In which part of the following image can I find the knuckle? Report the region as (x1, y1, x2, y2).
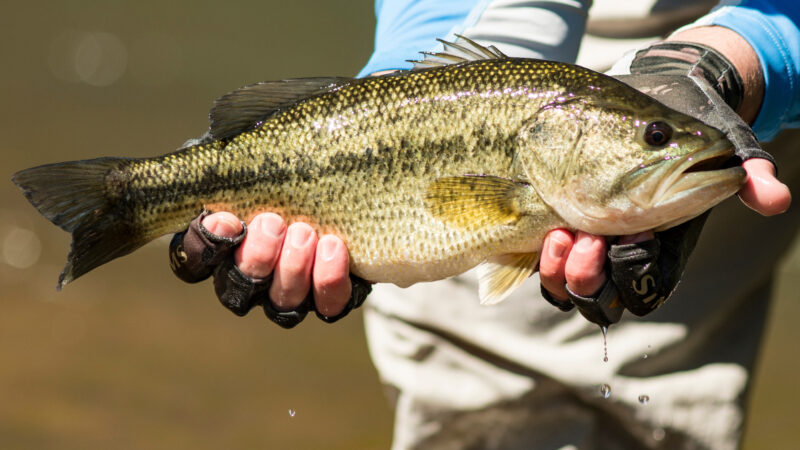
(279, 257, 311, 279)
(235, 244, 280, 279)
(317, 302, 347, 319)
(270, 287, 309, 311)
(245, 246, 279, 269)
(314, 270, 349, 292)
(315, 290, 351, 318)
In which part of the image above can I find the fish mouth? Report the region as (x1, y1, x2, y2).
(626, 140, 746, 228)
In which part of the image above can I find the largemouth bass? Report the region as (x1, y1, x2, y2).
(12, 38, 745, 304)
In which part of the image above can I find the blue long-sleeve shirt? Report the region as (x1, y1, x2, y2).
(358, 0, 800, 142)
(707, 1, 800, 141)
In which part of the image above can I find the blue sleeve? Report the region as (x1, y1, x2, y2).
(357, 0, 486, 78)
(357, 0, 590, 78)
(707, 1, 800, 141)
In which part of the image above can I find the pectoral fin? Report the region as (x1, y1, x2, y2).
(425, 175, 526, 230)
(478, 252, 540, 305)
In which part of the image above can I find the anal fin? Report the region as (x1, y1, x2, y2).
(478, 252, 540, 305)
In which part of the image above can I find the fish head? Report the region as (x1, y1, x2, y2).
(517, 88, 746, 235)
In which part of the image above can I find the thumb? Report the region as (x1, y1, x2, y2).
(738, 158, 792, 216)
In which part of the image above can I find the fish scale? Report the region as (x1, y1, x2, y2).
(12, 38, 745, 304)
(130, 60, 569, 286)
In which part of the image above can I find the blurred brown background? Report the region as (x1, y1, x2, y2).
(0, 1, 797, 449)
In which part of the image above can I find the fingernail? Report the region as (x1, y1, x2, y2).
(259, 214, 285, 238)
(319, 237, 339, 261)
(574, 232, 602, 253)
(204, 215, 241, 237)
(548, 237, 567, 259)
(289, 225, 314, 248)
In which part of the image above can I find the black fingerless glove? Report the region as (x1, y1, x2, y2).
(608, 212, 709, 316)
(169, 212, 247, 283)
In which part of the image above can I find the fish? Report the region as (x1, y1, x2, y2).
(12, 37, 746, 304)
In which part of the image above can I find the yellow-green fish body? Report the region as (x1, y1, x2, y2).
(13, 38, 746, 303)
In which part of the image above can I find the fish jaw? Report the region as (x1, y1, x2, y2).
(541, 140, 746, 236)
(623, 140, 746, 231)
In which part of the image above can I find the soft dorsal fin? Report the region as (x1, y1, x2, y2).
(409, 35, 508, 69)
(209, 77, 352, 140)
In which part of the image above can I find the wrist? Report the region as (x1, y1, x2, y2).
(667, 26, 764, 124)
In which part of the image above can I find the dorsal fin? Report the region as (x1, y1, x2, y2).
(409, 35, 508, 70)
(209, 77, 352, 140)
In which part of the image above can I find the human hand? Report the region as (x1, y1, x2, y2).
(539, 158, 791, 318)
(539, 33, 791, 324)
(168, 211, 371, 328)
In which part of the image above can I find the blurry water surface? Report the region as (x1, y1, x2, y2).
(0, 1, 797, 448)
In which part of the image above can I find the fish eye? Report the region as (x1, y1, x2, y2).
(644, 121, 673, 147)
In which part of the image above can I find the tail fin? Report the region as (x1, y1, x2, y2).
(12, 157, 146, 289)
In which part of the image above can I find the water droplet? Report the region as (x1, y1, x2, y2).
(653, 428, 666, 441)
(601, 326, 609, 362)
(638, 394, 650, 405)
(288, 409, 296, 417)
(600, 384, 611, 399)
(643, 354, 648, 359)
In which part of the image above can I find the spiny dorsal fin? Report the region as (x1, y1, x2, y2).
(478, 252, 540, 305)
(425, 175, 525, 231)
(209, 77, 352, 140)
(409, 35, 508, 70)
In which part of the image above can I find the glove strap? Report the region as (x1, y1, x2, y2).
(567, 281, 624, 327)
(629, 41, 744, 112)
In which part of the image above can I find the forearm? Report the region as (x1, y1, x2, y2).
(676, 1, 800, 141)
